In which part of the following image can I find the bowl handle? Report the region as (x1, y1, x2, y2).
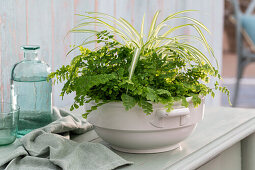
(150, 108, 191, 128)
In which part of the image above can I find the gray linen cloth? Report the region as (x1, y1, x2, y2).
(0, 107, 131, 170)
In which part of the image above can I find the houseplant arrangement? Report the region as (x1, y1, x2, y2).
(49, 10, 230, 153)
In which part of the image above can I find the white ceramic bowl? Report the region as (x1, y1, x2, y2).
(87, 98, 204, 153)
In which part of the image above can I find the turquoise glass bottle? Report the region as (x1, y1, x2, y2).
(11, 45, 52, 137)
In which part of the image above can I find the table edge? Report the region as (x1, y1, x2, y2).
(166, 117, 255, 169)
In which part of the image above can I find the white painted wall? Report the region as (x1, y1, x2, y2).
(0, 0, 224, 107)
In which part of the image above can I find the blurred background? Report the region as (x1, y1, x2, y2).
(222, 0, 255, 108)
(0, 0, 254, 109)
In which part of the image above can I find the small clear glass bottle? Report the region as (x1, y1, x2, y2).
(11, 45, 52, 137)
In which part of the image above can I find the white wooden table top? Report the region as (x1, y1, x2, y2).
(68, 106, 255, 170)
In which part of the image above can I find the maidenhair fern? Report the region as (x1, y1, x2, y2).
(49, 11, 231, 118)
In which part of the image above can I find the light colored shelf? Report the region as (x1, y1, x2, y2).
(68, 106, 255, 170)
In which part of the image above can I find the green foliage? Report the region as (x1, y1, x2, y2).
(121, 94, 137, 110)
(49, 11, 231, 118)
(70, 10, 217, 81)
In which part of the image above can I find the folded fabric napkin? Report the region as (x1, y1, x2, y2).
(0, 107, 132, 170)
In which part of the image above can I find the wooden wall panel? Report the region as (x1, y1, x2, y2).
(0, 0, 23, 103)
(73, 0, 95, 48)
(26, 0, 53, 64)
(0, 0, 224, 107)
(52, 0, 74, 107)
(15, 0, 27, 60)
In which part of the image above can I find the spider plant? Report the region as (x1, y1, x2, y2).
(69, 10, 216, 81)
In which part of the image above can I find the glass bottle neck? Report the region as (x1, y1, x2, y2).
(24, 51, 39, 60)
